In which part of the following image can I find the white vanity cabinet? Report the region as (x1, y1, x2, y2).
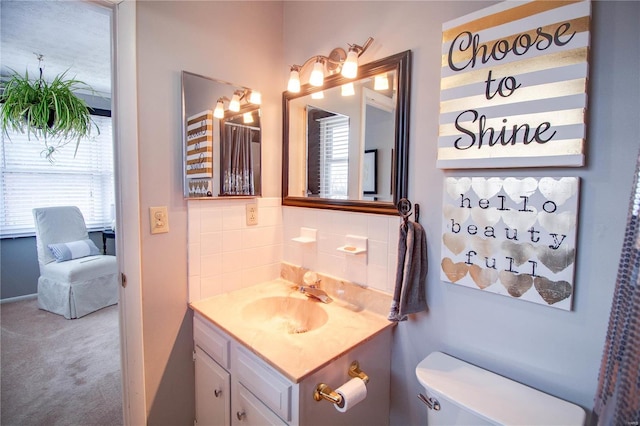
(193, 312, 392, 426)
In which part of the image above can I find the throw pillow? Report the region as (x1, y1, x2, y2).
(48, 239, 100, 262)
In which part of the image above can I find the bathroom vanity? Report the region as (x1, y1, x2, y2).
(190, 279, 394, 426)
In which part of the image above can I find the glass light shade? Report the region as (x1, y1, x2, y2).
(341, 49, 359, 79)
(374, 73, 389, 91)
(309, 60, 325, 87)
(243, 112, 254, 124)
(229, 93, 241, 112)
(311, 91, 324, 99)
(213, 100, 224, 119)
(248, 91, 261, 104)
(287, 69, 301, 93)
(341, 82, 355, 96)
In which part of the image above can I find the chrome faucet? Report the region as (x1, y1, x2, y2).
(300, 286, 333, 304)
(300, 271, 333, 303)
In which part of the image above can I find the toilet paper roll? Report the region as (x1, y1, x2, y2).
(334, 377, 367, 413)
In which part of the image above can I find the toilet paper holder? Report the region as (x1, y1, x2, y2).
(313, 361, 369, 405)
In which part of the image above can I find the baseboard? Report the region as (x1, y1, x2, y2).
(0, 294, 37, 304)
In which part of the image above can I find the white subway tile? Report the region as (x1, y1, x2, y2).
(201, 275, 223, 299)
(200, 253, 222, 278)
(222, 229, 242, 252)
(222, 250, 244, 274)
(367, 215, 389, 242)
(200, 232, 222, 256)
(368, 239, 388, 268)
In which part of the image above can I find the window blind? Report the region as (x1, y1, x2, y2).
(318, 115, 349, 200)
(0, 114, 114, 237)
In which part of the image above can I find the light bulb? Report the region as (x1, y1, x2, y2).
(341, 47, 359, 79)
(214, 100, 224, 119)
(309, 59, 325, 87)
(374, 73, 389, 91)
(248, 91, 261, 104)
(311, 91, 324, 99)
(287, 68, 301, 93)
(243, 112, 254, 124)
(229, 93, 241, 112)
(341, 82, 355, 96)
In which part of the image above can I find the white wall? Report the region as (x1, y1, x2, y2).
(133, 1, 283, 423)
(282, 1, 640, 424)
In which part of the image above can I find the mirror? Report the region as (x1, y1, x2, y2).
(283, 50, 411, 214)
(182, 71, 262, 198)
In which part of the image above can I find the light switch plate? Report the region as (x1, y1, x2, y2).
(150, 206, 169, 234)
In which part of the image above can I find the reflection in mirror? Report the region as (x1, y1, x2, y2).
(182, 71, 262, 198)
(220, 106, 261, 196)
(283, 50, 411, 214)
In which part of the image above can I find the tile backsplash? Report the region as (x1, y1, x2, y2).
(282, 206, 402, 294)
(187, 197, 283, 302)
(187, 198, 402, 302)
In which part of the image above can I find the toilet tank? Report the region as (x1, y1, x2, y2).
(415, 352, 585, 425)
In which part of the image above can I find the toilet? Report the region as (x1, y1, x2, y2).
(415, 352, 586, 425)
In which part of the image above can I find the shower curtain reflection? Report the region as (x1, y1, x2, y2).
(221, 123, 257, 195)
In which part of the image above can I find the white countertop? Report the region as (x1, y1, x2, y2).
(190, 279, 394, 383)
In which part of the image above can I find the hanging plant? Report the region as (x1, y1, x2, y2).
(0, 56, 99, 161)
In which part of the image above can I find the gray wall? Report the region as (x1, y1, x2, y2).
(282, 1, 639, 425)
(0, 232, 115, 300)
(134, 2, 283, 423)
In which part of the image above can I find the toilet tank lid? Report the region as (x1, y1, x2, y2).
(415, 352, 585, 426)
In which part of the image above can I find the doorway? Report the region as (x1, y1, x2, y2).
(0, 1, 124, 424)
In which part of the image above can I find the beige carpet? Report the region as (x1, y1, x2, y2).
(1, 298, 123, 426)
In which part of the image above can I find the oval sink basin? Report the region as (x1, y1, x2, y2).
(242, 296, 328, 334)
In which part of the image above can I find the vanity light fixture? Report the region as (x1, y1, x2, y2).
(309, 58, 325, 87)
(243, 112, 254, 124)
(286, 37, 373, 93)
(288, 66, 301, 92)
(248, 90, 262, 104)
(229, 91, 242, 112)
(341, 47, 360, 79)
(212, 89, 262, 120)
(214, 99, 225, 119)
(374, 73, 389, 91)
(341, 82, 355, 96)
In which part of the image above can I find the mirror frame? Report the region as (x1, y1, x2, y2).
(282, 50, 412, 215)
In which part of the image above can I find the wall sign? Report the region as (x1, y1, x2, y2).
(185, 110, 213, 196)
(437, 0, 591, 168)
(441, 177, 579, 310)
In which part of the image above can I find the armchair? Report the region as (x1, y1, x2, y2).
(32, 206, 118, 319)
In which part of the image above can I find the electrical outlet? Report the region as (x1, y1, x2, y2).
(150, 206, 169, 234)
(246, 203, 258, 226)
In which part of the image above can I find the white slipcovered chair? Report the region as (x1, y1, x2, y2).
(32, 206, 119, 319)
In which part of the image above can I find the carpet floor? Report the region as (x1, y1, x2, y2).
(1, 298, 123, 426)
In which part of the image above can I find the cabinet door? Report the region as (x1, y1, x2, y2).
(232, 383, 287, 426)
(195, 346, 231, 426)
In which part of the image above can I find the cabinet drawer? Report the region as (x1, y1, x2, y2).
(233, 383, 287, 426)
(194, 314, 230, 369)
(234, 346, 292, 421)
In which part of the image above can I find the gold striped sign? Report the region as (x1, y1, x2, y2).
(186, 110, 213, 179)
(437, 0, 591, 169)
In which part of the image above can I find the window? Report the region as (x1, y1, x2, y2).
(0, 114, 114, 237)
(318, 114, 349, 199)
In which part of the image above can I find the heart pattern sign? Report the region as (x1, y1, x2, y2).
(441, 177, 579, 310)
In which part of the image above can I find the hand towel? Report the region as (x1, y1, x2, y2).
(388, 221, 428, 321)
